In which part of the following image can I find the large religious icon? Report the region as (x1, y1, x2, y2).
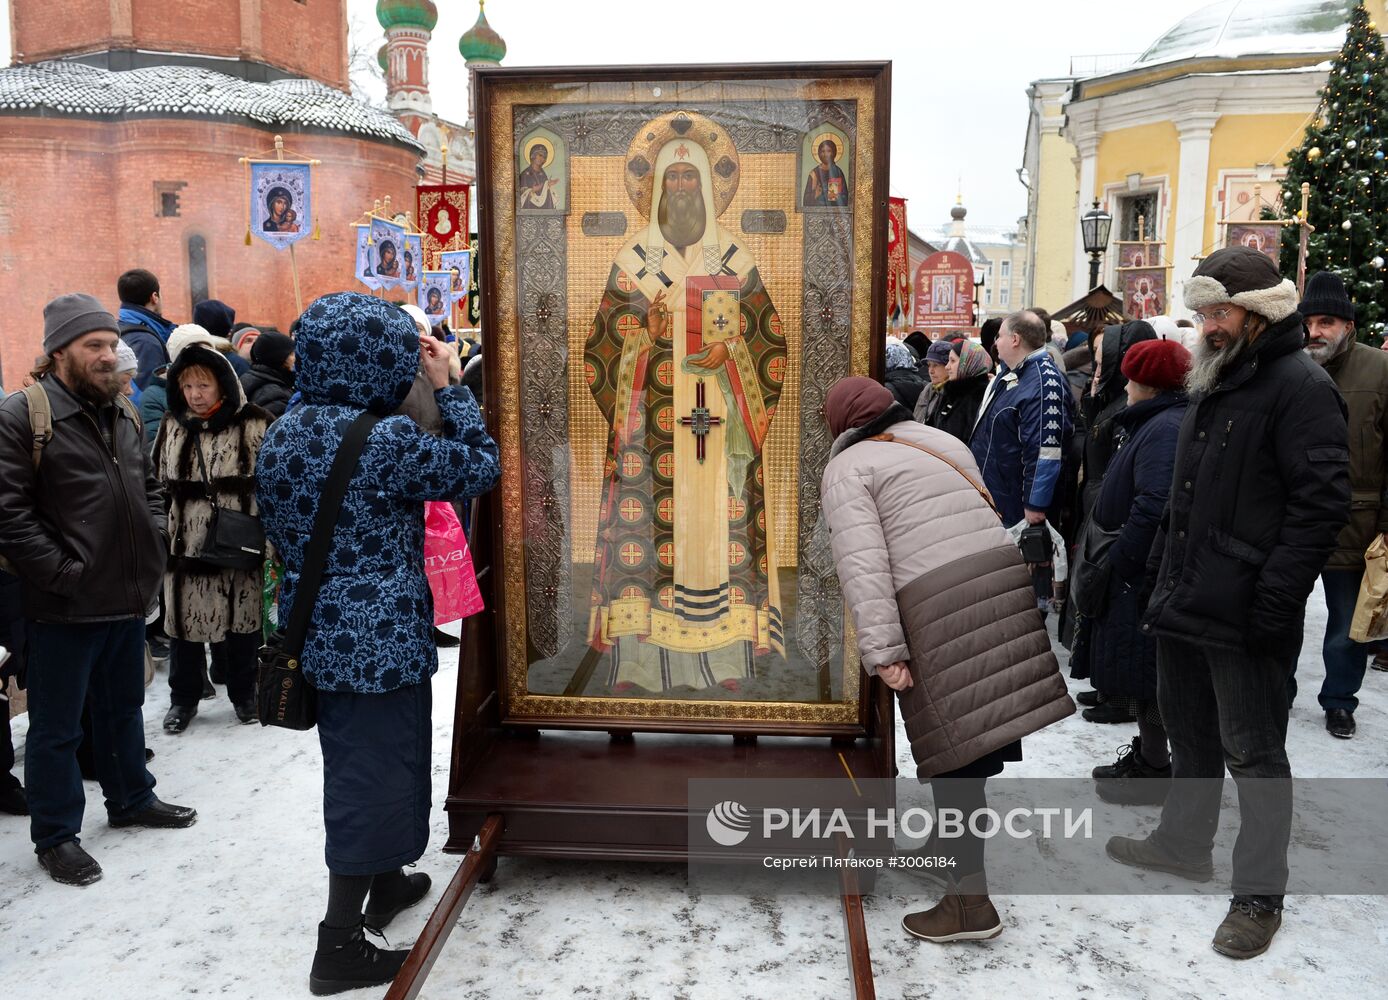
(516, 127, 567, 213)
(249, 161, 312, 250)
(475, 66, 889, 730)
(799, 124, 852, 209)
(1226, 223, 1282, 264)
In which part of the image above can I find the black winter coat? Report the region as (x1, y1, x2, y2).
(884, 367, 928, 412)
(0, 375, 168, 622)
(239, 364, 295, 418)
(1086, 393, 1186, 699)
(1143, 313, 1351, 650)
(1079, 321, 1156, 518)
(921, 373, 988, 444)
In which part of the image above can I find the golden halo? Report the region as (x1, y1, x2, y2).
(520, 134, 556, 167)
(624, 110, 740, 219)
(811, 132, 843, 161)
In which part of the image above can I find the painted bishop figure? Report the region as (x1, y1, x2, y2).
(584, 135, 789, 693)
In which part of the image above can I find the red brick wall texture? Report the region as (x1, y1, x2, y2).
(11, 0, 349, 92)
(0, 117, 419, 393)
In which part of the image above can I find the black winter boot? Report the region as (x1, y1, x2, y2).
(364, 870, 432, 932)
(309, 921, 410, 996)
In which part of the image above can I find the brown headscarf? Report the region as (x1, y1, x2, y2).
(824, 376, 895, 438)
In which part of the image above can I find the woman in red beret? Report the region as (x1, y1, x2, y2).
(1076, 338, 1192, 804)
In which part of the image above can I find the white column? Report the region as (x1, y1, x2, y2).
(1072, 135, 1099, 303)
(1171, 110, 1220, 318)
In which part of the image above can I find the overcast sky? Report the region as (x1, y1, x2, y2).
(2, 0, 1216, 231)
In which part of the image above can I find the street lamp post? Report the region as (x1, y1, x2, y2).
(972, 270, 986, 326)
(1080, 199, 1113, 290)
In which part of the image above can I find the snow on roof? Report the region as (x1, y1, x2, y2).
(0, 60, 425, 151)
(1136, 0, 1351, 66)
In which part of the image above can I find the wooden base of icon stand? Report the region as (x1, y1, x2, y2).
(384, 504, 893, 999)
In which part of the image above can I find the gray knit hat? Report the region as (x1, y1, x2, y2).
(43, 292, 119, 354)
(1183, 246, 1299, 323)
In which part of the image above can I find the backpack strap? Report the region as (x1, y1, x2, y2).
(20, 383, 52, 470)
(114, 393, 142, 434)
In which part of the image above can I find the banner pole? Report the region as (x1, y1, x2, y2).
(274, 134, 304, 315)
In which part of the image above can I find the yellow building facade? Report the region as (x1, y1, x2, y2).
(1023, 0, 1386, 316)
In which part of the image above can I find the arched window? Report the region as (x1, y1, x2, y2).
(188, 235, 209, 310)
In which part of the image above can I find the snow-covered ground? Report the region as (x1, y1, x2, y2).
(3, 587, 1386, 999)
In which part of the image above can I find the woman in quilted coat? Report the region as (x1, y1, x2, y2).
(255, 293, 499, 995)
(820, 376, 1073, 945)
(153, 343, 272, 733)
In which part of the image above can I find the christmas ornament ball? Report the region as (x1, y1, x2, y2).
(1377, 150, 1386, 162)
(1362, 175, 1373, 187)
(1348, 139, 1358, 150)
(1342, 219, 1354, 231)
(1365, 73, 1373, 83)
(1308, 147, 1323, 161)
(1374, 256, 1386, 270)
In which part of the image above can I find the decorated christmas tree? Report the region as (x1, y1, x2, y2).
(1280, 2, 1387, 338)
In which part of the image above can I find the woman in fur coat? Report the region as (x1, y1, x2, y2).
(153, 343, 272, 733)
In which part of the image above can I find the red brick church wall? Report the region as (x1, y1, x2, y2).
(11, 0, 349, 92)
(0, 118, 418, 392)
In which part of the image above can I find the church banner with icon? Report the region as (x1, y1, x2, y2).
(417, 183, 471, 270)
(402, 232, 424, 290)
(440, 249, 472, 306)
(368, 216, 406, 289)
(249, 161, 312, 250)
(886, 197, 909, 331)
(419, 271, 453, 324)
(1225, 223, 1282, 264)
(354, 225, 381, 291)
(474, 64, 890, 732)
(1121, 267, 1168, 319)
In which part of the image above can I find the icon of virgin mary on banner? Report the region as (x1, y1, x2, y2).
(402, 232, 424, 289)
(250, 162, 312, 250)
(355, 225, 381, 291)
(440, 249, 472, 304)
(419, 271, 452, 324)
(369, 217, 406, 289)
(583, 112, 788, 692)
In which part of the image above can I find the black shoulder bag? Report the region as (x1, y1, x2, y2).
(193, 438, 266, 572)
(257, 413, 380, 730)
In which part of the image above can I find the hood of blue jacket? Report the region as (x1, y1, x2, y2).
(295, 292, 418, 414)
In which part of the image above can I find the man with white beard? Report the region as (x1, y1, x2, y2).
(1299, 271, 1388, 738)
(1106, 247, 1349, 961)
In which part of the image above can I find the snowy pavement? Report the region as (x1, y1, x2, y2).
(3, 586, 1386, 999)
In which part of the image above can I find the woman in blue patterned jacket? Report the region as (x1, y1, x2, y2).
(255, 292, 499, 995)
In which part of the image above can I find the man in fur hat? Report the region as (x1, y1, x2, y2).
(1106, 247, 1350, 960)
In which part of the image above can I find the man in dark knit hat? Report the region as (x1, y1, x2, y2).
(0, 293, 197, 887)
(1105, 247, 1350, 960)
(1299, 270, 1388, 737)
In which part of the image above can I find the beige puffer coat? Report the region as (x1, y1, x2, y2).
(822, 405, 1074, 778)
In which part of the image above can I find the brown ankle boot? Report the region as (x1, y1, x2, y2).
(901, 875, 1002, 943)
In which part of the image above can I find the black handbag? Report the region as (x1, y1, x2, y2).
(1070, 515, 1123, 619)
(257, 413, 380, 730)
(192, 440, 266, 571)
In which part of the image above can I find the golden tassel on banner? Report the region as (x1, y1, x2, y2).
(313, 216, 321, 241)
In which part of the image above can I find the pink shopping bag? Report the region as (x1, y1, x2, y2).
(423, 501, 484, 626)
